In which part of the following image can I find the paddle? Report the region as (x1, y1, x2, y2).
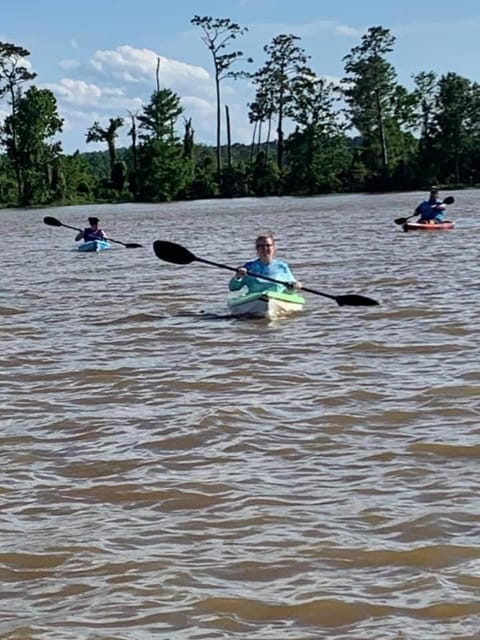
(394, 195, 455, 226)
(43, 216, 143, 248)
(152, 240, 379, 307)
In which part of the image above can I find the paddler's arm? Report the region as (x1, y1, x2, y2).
(286, 280, 302, 291)
(229, 267, 247, 291)
(282, 263, 302, 290)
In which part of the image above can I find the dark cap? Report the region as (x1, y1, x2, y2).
(88, 217, 100, 225)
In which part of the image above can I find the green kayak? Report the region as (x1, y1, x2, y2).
(228, 289, 305, 319)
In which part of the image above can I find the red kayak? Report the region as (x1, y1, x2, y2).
(403, 220, 455, 231)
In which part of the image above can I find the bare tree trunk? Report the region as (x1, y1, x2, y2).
(128, 111, 138, 173)
(225, 105, 232, 168)
(265, 116, 272, 163)
(155, 58, 161, 140)
(277, 111, 284, 170)
(8, 86, 23, 203)
(215, 74, 222, 179)
(127, 110, 138, 197)
(375, 90, 388, 170)
(250, 121, 257, 162)
(256, 121, 263, 157)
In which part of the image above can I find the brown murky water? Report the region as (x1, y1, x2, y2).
(1, 192, 480, 639)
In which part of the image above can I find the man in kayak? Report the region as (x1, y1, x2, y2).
(229, 233, 302, 294)
(414, 187, 446, 224)
(75, 217, 108, 242)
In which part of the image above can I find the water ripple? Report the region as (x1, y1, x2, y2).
(1, 194, 480, 639)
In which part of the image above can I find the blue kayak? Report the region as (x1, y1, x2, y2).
(77, 240, 111, 252)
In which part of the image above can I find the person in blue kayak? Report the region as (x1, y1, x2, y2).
(75, 217, 108, 242)
(414, 187, 446, 223)
(229, 232, 302, 294)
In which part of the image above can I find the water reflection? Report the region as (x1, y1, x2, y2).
(1, 192, 480, 639)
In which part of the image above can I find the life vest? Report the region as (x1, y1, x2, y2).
(84, 228, 104, 241)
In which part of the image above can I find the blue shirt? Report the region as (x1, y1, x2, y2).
(415, 199, 444, 222)
(229, 258, 296, 294)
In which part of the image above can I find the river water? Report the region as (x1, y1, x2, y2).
(1, 192, 479, 639)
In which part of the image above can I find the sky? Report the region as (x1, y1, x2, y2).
(2, 0, 480, 154)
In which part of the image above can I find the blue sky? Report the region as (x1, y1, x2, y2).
(2, 0, 480, 153)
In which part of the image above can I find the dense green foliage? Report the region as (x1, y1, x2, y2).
(0, 22, 479, 208)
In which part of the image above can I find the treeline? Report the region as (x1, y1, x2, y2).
(1, 22, 479, 208)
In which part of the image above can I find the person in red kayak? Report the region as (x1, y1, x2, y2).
(414, 187, 446, 224)
(75, 217, 108, 242)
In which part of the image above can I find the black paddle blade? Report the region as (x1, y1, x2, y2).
(336, 294, 379, 307)
(394, 216, 408, 225)
(124, 242, 143, 249)
(43, 216, 62, 227)
(153, 240, 196, 265)
(443, 195, 454, 205)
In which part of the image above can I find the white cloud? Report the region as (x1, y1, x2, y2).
(90, 45, 211, 95)
(335, 24, 361, 37)
(251, 19, 361, 40)
(44, 78, 101, 103)
(60, 107, 131, 150)
(182, 95, 215, 117)
(60, 109, 91, 133)
(41, 44, 253, 151)
(322, 74, 343, 86)
(59, 59, 81, 70)
(10, 57, 34, 73)
(43, 78, 143, 111)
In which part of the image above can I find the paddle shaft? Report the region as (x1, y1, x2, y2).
(196, 256, 351, 303)
(56, 220, 123, 246)
(43, 216, 142, 248)
(152, 240, 379, 306)
(401, 212, 419, 224)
